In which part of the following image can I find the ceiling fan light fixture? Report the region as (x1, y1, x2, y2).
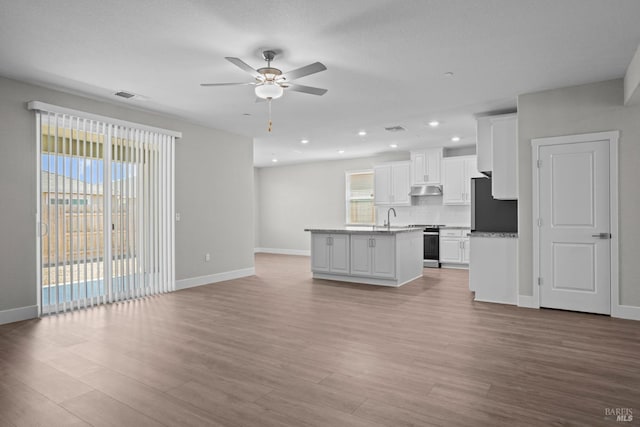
(255, 82, 284, 99)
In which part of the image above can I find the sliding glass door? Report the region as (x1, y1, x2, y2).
(34, 105, 176, 315)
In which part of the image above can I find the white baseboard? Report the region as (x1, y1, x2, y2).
(440, 263, 469, 270)
(516, 296, 639, 319)
(312, 272, 417, 287)
(517, 294, 540, 309)
(176, 267, 256, 291)
(0, 305, 38, 325)
(474, 297, 516, 306)
(255, 247, 311, 256)
(612, 304, 640, 321)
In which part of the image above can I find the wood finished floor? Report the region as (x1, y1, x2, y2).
(1, 253, 639, 426)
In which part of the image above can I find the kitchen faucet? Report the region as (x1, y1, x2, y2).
(385, 207, 396, 229)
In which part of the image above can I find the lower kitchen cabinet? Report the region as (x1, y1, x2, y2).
(308, 230, 422, 287)
(469, 236, 517, 304)
(310, 233, 350, 274)
(439, 229, 470, 266)
(350, 234, 395, 278)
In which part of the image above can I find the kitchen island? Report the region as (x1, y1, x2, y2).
(304, 227, 423, 287)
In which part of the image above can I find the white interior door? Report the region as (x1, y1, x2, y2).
(538, 140, 611, 314)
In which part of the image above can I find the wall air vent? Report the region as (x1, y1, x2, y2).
(114, 91, 136, 99)
(384, 125, 406, 132)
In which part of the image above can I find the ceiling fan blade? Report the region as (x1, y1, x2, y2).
(200, 82, 255, 87)
(225, 57, 261, 78)
(285, 83, 328, 96)
(282, 62, 327, 81)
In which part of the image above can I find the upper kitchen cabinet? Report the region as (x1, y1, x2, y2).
(442, 156, 482, 205)
(490, 114, 517, 199)
(410, 148, 443, 185)
(476, 116, 493, 173)
(374, 161, 411, 206)
(476, 113, 518, 200)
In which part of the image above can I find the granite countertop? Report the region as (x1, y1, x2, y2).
(440, 225, 471, 230)
(470, 231, 519, 238)
(305, 226, 422, 235)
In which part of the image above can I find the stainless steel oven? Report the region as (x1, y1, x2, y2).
(422, 226, 440, 268)
(409, 225, 441, 268)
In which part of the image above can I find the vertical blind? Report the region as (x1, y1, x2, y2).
(29, 101, 180, 315)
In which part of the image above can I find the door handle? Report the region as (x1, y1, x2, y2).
(592, 233, 612, 239)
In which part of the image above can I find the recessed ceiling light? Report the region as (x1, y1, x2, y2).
(390, 143, 398, 148)
(272, 158, 278, 163)
(242, 113, 251, 116)
(444, 71, 454, 77)
(300, 139, 309, 144)
(358, 130, 367, 136)
(338, 150, 345, 154)
(451, 136, 461, 142)
(428, 121, 440, 127)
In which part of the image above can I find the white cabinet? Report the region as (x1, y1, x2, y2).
(469, 236, 517, 304)
(372, 235, 396, 278)
(490, 114, 518, 200)
(476, 113, 518, 200)
(350, 235, 372, 276)
(374, 165, 391, 205)
(391, 163, 411, 206)
(374, 161, 411, 206)
(439, 229, 470, 265)
(442, 156, 481, 205)
(410, 148, 442, 185)
(308, 230, 422, 287)
(350, 234, 395, 278)
(440, 238, 463, 263)
(461, 236, 470, 263)
(311, 233, 350, 274)
(475, 116, 493, 174)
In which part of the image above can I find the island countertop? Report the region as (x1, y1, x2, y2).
(304, 226, 421, 235)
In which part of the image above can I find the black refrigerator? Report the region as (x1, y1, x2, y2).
(471, 177, 518, 232)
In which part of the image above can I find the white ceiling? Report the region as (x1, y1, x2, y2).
(1, 0, 639, 167)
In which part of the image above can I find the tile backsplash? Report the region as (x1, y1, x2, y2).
(376, 196, 470, 226)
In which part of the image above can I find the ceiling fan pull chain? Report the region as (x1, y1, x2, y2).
(268, 98, 273, 132)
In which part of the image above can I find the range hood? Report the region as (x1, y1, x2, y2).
(410, 184, 442, 196)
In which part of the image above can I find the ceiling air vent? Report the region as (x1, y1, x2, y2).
(384, 125, 406, 132)
(114, 91, 135, 99)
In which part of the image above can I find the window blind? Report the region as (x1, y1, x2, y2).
(29, 102, 180, 315)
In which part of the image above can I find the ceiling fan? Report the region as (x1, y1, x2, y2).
(201, 50, 327, 101)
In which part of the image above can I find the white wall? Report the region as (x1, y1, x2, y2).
(256, 153, 408, 252)
(0, 76, 254, 316)
(518, 78, 640, 307)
